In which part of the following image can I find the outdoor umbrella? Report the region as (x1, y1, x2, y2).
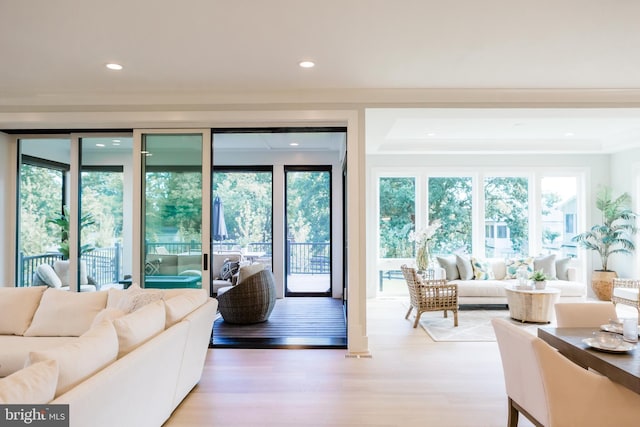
(213, 196, 228, 252)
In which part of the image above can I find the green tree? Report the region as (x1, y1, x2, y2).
(379, 177, 415, 258)
(428, 177, 473, 254)
(484, 177, 529, 255)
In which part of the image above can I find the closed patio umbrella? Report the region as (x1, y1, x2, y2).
(213, 196, 228, 252)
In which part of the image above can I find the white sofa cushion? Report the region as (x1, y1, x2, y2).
(534, 254, 557, 279)
(36, 264, 62, 288)
(237, 262, 265, 284)
(113, 300, 166, 358)
(456, 254, 474, 280)
(27, 320, 118, 397)
(24, 288, 108, 337)
(90, 307, 127, 329)
(0, 360, 58, 404)
(436, 255, 460, 280)
(0, 336, 77, 377)
(0, 286, 46, 336)
(108, 283, 164, 313)
(164, 290, 209, 328)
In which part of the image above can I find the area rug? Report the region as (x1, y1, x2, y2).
(418, 308, 548, 342)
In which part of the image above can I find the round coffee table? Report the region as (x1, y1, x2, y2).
(504, 286, 561, 323)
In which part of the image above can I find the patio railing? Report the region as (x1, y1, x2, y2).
(20, 240, 329, 287)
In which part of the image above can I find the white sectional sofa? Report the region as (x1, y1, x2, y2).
(436, 254, 587, 305)
(0, 284, 217, 427)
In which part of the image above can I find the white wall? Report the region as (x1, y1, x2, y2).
(610, 147, 640, 278)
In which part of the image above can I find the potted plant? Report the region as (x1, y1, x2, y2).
(572, 187, 637, 300)
(47, 206, 96, 260)
(529, 269, 547, 290)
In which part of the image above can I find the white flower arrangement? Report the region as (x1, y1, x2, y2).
(408, 219, 442, 245)
(408, 220, 441, 271)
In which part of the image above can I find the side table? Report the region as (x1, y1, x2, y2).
(504, 286, 560, 323)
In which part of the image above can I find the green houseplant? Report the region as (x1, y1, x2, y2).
(47, 206, 96, 260)
(572, 187, 637, 300)
(529, 269, 547, 290)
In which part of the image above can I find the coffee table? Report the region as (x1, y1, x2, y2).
(504, 286, 560, 323)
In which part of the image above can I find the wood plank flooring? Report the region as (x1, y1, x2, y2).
(212, 297, 347, 349)
(164, 297, 536, 427)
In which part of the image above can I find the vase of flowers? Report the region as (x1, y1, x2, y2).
(409, 220, 441, 272)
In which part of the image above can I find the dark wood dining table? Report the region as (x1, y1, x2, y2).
(538, 327, 640, 394)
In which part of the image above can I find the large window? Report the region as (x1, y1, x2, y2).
(428, 177, 472, 255)
(484, 176, 529, 258)
(379, 177, 415, 258)
(541, 176, 578, 258)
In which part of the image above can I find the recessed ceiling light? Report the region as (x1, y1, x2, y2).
(298, 60, 315, 68)
(289, 142, 299, 146)
(112, 139, 121, 142)
(95, 143, 105, 147)
(564, 132, 575, 137)
(426, 132, 436, 137)
(106, 63, 123, 70)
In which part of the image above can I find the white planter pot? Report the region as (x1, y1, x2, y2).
(534, 280, 547, 290)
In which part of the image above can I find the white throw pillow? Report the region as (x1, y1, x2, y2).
(27, 320, 118, 397)
(36, 264, 62, 288)
(237, 263, 265, 284)
(113, 300, 166, 358)
(0, 286, 46, 335)
(115, 283, 164, 313)
(24, 288, 108, 337)
(53, 260, 89, 287)
(0, 360, 58, 404)
(90, 307, 127, 329)
(164, 290, 208, 328)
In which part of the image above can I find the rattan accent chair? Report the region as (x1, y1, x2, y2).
(217, 269, 277, 324)
(400, 264, 458, 328)
(612, 278, 640, 315)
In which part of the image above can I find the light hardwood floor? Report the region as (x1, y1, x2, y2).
(164, 298, 535, 427)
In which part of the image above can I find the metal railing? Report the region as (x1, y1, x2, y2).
(19, 244, 123, 288)
(20, 240, 329, 287)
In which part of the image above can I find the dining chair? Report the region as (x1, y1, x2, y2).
(553, 302, 618, 328)
(492, 318, 640, 427)
(612, 278, 640, 316)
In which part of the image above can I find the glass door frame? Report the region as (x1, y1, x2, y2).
(284, 165, 332, 297)
(132, 129, 211, 290)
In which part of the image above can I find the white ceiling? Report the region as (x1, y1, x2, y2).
(3, 1, 640, 153)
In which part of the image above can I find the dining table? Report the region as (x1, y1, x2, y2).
(538, 326, 640, 395)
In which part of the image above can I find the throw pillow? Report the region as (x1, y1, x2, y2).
(53, 260, 89, 286)
(220, 259, 240, 281)
(113, 300, 166, 358)
(455, 254, 474, 280)
(471, 257, 495, 280)
(36, 264, 62, 288)
(555, 257, 572, 281)
(24, 288, 108, 337)
(504, 257, 534, 279)
(237, 262, 265, 284)
(27, 320, 118, 397)
(0, 360, 58, 404)
(164, 289, 208, 328)
(0, 286, 47, 336)
(115, 283, 164, 313)
(436, 255, 459, 280)
(534, 254, 557, 279)
(90, 307, 127, 329)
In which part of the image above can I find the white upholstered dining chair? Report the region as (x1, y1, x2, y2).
(554, 302, 618, 328)
(492, 317, 640, 427)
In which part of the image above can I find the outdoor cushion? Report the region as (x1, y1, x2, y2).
(36, 263, 62, 288)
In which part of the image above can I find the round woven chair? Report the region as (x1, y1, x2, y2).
(217, 269, 276, 324)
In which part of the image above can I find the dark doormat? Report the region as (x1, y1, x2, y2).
(211, 297, 347, 349)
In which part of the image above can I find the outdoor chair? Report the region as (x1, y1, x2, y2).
(492, 317, 640, 427)
(217, 268, 276, 324)
(612, 278, 640, 316)
(554, 302, 618, 328)
(400, 264, 458, 328)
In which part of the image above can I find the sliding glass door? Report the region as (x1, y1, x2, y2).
(285, 166, 331, 296)
(138, 131, 210, 290)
